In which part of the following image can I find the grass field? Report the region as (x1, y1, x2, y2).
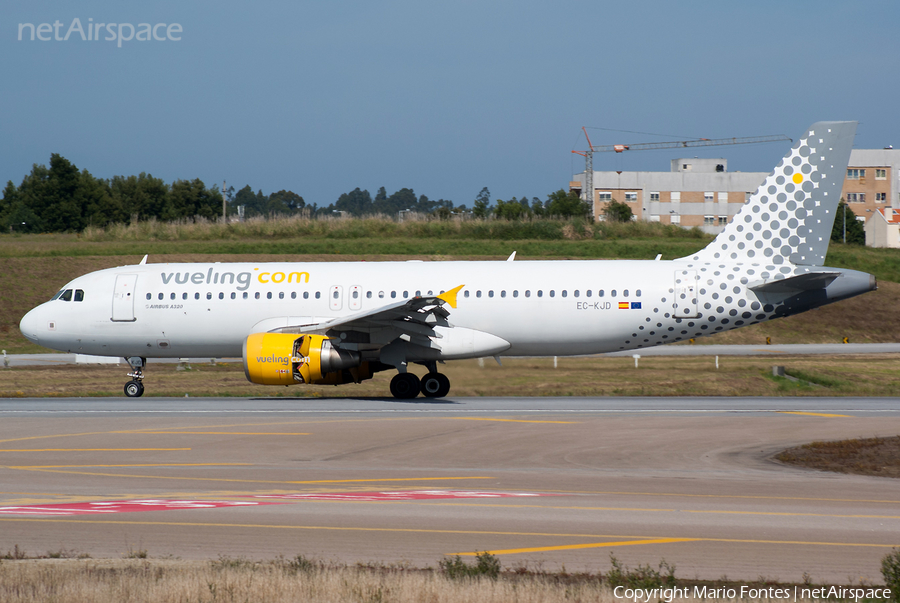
(3, 355, 900, 398)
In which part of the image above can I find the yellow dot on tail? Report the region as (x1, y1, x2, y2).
(792, 173, 803, 184)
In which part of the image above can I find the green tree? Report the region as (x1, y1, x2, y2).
(546, 189, 590, 218)
(831, 200, 865, 245)
(78, 169, 122, 228)
(335, 187, 373, 216)
(472, 187, 490, 219)
(109, 173, 169, 221)
(603, 199, 634, 223)
(166, 178, 220, 220)
(268, 189, 305, 214)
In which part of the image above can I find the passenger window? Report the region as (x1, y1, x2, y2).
(158, 293, 164, 301)
(355, 291, 361, 299)
(231, 292, 236, 300)
(146, 293, 152, 301)
(464, 290, 470, 298)
(550, 290, 555, 298)
(207, 292, 212, 300)
(562, 290, 567, 298)
(402, 291, 408, 298)
(267, 292, 273, 299)
(366, 291, 372, 299)
(416, 290, 421, 296)
(279, 292, 284, 299)
(291, 292, 296, 299)
(60, 289, 73, 302)
(194, 293, 200, 300)
(476, 291, 482, 298)
(599, 290, 605, 297)
(333, 291, 339, 299)
(255, 292, 260, 299)
(303, 292, 309, 299)
(244, 292, 249, 299)
(611, 290, 617, 298)
(488, 291, 494, 298)
(636, 289, 642, 297)
(74, 290, 84, 302)
(391, 291, 397, 299)
(170, 293, 176, 300)
(624, 290, 629, 297)
(573, 290, 579, 298)
(501, 291, 506, 298)
(525, 290, 531, 298)
(537, 290, 543, 298)
(427, 290, 433, 296)
(182, 293, 188, 300)
(513, 290, 518, 298)
(586, 290, 592, 298)
(218, 292, 224, 300)
(315, 292, 321, 299)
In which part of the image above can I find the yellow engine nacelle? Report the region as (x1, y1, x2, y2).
(242, 333, 373, 386)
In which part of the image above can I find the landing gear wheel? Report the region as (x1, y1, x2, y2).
(124, 380, 144, 398)
(420, 372, 450, 398)
(390, 373, 421, 399)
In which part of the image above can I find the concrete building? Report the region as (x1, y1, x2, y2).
(570, 148, 900, 236)
(864, 207, 900, 248)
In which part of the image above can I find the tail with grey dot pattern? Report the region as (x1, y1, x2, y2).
(683, 121, 857, 266)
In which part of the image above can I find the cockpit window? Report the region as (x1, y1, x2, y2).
(74, 289, 84, 302)
(51, 290, 64, 301)
(59, 289, 73, 302)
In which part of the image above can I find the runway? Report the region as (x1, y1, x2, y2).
(0, 396, 898, 583)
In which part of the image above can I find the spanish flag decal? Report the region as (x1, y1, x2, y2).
(618, 302, 629, 309)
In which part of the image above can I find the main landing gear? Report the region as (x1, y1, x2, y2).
(389, 366, 451, 399)
(124, 357, 146, 398)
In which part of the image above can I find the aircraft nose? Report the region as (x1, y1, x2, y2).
(19, 307, 42, 344)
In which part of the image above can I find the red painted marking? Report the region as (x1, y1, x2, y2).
(0, 499, 284, 516)
(255, 490, 565, 502)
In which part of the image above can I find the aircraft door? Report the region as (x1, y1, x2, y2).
(349, 285, 362, 310)
(112, 274, 138, 322)
(673, 270, 699, 318)
(329, 285, 343, 311)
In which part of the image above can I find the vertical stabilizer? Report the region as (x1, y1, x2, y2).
(684, 121, 857, 266)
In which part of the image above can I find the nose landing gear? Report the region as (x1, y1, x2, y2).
(124, 357, 146, 398)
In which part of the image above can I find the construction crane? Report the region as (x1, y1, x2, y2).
(572, 128, 793, 211)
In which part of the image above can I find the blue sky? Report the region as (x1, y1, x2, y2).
(3, 1, 898, 208)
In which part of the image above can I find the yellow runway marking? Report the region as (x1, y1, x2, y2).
(112, 431, 311, 435)
(540, 489, 900, 505)
(2, 467, 492, 486)
(452, 418, 577, 424)
(0, 448, 191, 452)
(0, 517, 896, 550)
(455, 538, 698, 556)
(7, 464, 251, 469)
(776, 411, 851, 418)
(0, 431, 111, 445)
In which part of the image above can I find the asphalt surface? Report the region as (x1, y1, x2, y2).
(0, 396, 898, 583)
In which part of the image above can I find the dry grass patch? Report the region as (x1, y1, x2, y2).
(776, 436, 900, 478)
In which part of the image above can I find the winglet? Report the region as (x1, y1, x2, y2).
(437, 284, 465, 309)
(139, 255, 148, 265)
(507, 251, 516, 262)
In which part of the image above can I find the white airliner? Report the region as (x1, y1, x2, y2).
(20, 122, 875, 399)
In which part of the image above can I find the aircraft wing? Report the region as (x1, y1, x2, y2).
(269, 285, 465, 350)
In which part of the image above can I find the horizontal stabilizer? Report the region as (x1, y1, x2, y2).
(749, 272, 840, 294)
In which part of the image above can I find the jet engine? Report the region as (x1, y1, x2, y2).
(243, 333, 373, 386)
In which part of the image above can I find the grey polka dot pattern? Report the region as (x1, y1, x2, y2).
(686, 122, 857, 268)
